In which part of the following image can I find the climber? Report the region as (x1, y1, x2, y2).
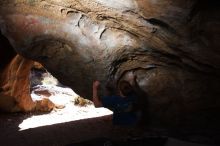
(92, 72, 146, 126)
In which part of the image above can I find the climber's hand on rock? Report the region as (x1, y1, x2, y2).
(93, 81, 100, 89)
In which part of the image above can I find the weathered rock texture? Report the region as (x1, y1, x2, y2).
(0, 0, 220, 129)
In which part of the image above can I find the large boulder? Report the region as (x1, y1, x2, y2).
(0, 0, 219, 129)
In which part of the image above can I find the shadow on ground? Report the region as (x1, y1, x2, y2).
(1, 112, 220, 146)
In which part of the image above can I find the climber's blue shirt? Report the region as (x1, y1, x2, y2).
(102, 94, 138, 125)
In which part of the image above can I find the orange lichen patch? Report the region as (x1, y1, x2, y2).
(0, 55, 54, 112)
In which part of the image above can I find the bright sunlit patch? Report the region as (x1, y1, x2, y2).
(19, 67, 113, 131)
(19, 84, 113, 131)
(19, 105, 112, 131)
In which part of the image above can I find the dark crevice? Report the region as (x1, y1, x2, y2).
(110, 57, 129, 77)
(96, 15, 117, 21)
(146, 18, 177, 34)
(189, 0, 220, 21)
(0, 33, 17, 70)
(77, 14, 84, 27)
(99, 28, 106, 39)
(110, 27, 140, 38)
(67, 10, 78, 15)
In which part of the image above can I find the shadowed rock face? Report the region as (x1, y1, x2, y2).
(0, 0, 220, 129)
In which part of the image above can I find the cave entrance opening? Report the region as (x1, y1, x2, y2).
(0, 32, 112, 130)
(18, 62, 113, 131)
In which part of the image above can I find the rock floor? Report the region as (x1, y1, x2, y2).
(0, 68, 218, 146)
(0, 112, 217, 146)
